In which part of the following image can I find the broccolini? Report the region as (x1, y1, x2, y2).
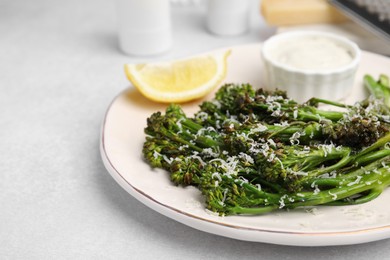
(142, 75, 390, 216)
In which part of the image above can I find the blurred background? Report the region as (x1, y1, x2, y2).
(1, 0, 390, 258)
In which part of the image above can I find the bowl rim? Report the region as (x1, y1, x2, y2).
(261, 30, 361, 75)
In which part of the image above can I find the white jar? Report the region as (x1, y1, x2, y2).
(206, 0, 250, 36)
(116, 0, 172, 56)
(261, 31, 361, 102)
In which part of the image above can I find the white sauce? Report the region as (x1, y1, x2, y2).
(269, 36, 353, 70)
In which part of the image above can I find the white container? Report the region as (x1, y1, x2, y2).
(116, 0, 172, 56)
(206, 0, 250, 36)
(261, 31, 361, 102)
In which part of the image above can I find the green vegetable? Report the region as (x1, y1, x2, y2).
(143, 75, 390, 216)
(364, 74, 390, 112)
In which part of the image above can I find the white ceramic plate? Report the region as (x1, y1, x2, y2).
(100, 44, 390, 246)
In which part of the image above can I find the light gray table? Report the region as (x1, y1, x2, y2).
(2, 0, 390, 258)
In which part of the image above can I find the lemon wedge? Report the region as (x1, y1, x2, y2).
(124, 50, 231, 103)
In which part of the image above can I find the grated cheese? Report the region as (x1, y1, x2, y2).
(211, 172, 222, 182)
(347, 175, 362, 186)
(279, 194, 288, 208)
(328, 190, 338, 200)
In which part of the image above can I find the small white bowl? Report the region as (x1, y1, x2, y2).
(261, 31, 361, 102)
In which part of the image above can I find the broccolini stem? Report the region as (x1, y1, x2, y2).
(364, 74, 390, 109)
(325, 188, 383, 206)
(380, 74, 390, 87)
(159, 127, 203, 153)
(355, 132, 390, 159)
(225, 205, 279, 215)
(365, 74, 385, 98)
(307, 97, 349, 108)
(288, 168, 390, 208)
(303, 155, 390, 189)
(354, 149, 390, 165)
(294, 148, 352, 187)
(267, 122, 323, 142)
(294, 132, 390, 175)
(222, 175, 281, 202)
(300, 108, 344, 122)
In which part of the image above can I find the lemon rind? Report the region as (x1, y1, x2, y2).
(125, 50, 231, 103)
